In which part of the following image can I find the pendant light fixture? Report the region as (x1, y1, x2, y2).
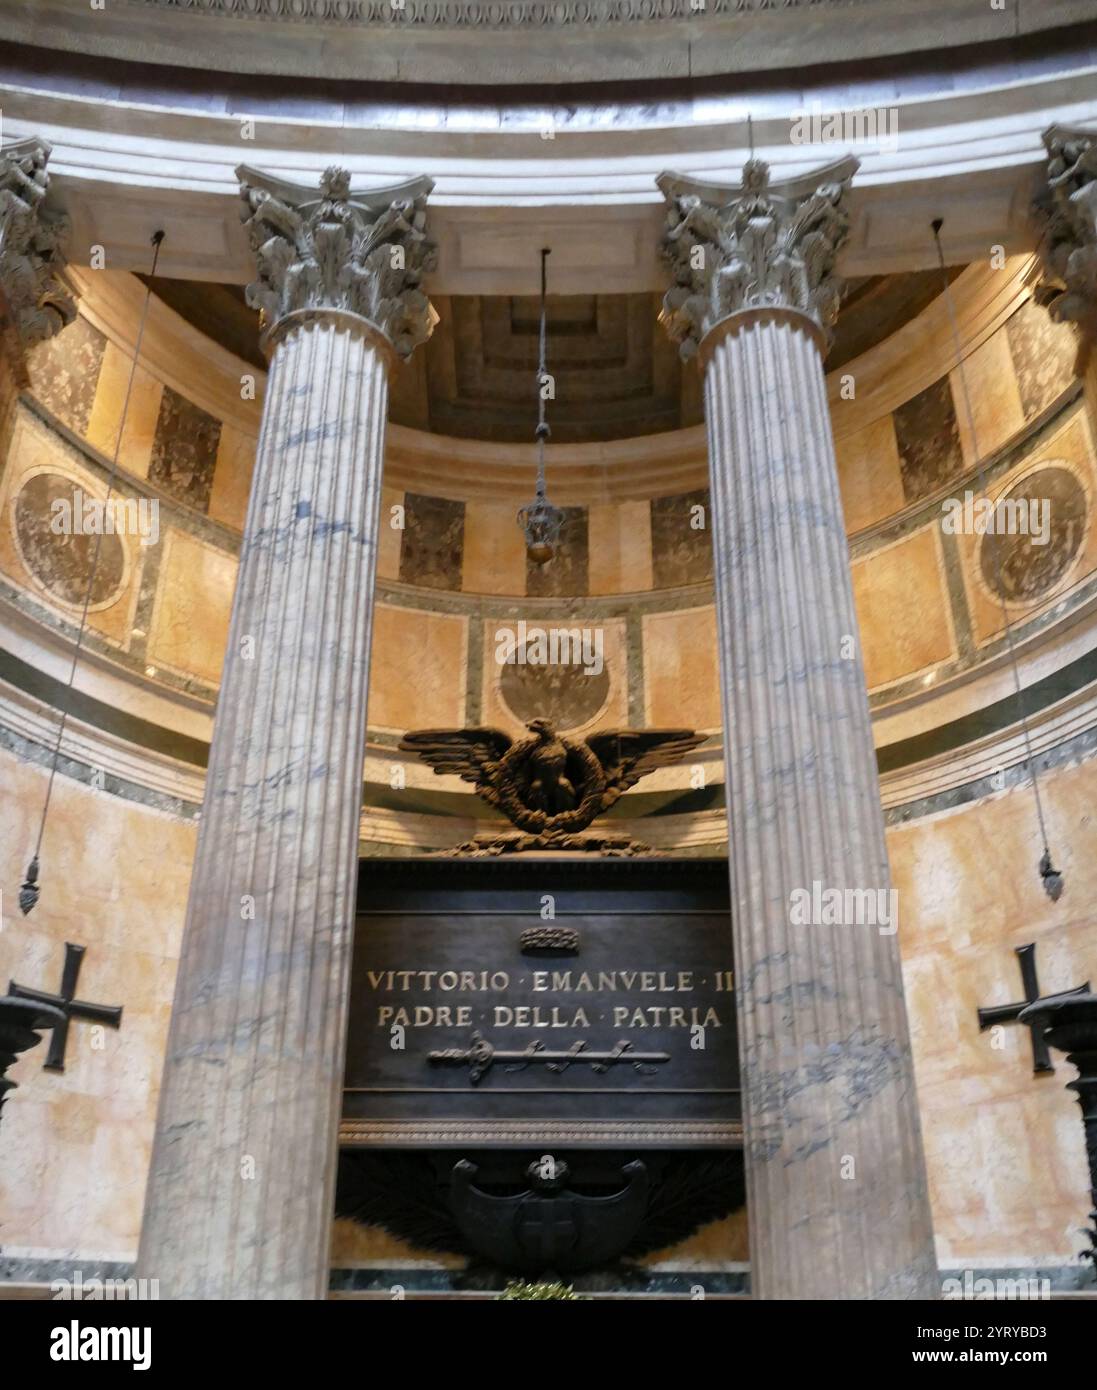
(517, 247, 564, 565)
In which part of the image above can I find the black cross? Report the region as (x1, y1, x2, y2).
(8, 943, 123, 1072)
(977, 943, 1089, 1075)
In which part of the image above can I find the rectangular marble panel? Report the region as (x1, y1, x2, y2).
(950, 329, 1025, 466)
(26, 314, 106, 436)
(86, 342, 163, 480)
(641, 605, 720, 730)
(1006, 297, 1079, 421)
(207, 424, 255, 531)
(587, 499, 654, 594)
(148, 386, 221, 514)
(376, 486, 405, 583)
(851, 525, 955, 690)
(399, 491, 465, 591)
(525, 505, 589, 597)
(835, 415, 906, 533)
(893, 376, 964, 504)
(462, 498, 528, 595)
(650, 489, 713, 588)
(146, 528, 236, 685)
(366, 604, 467, 732)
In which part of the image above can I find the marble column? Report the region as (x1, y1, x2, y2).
(0, 137, 76, 454)
(1035, 124, 1097, 442)
(138, 167, 436, 1300)
(658, 158, 937, 1299)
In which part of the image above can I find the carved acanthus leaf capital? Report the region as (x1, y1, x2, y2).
(0, 137, 77, 349)
(656, 155, 858, 360)
(1034, 125, 1097, 350)
(236, 165, 437, 358)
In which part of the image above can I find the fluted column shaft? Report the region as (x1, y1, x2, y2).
(138, 311, 389, 1299)
(703, 307, 937, 1298)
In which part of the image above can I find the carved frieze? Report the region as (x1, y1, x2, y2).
(136, 0, 862, 29)
(0, 138, 76, 350)
(237, 164, 437, 356)
(657, 155, 858, 358)
(1035, 125, 1097, 349)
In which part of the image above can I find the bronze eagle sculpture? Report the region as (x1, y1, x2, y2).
(400, 718, 705, 841)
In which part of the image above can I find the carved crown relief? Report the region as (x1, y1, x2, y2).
(1035, 126, 1097, 351)
(0, 138, 77, 349)
(237, 165, 438, 357)
(657, 155, 858, 359)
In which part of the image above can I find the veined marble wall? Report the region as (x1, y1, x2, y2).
(0, 749, 194, 1264)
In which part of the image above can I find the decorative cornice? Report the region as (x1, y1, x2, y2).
(656, 155, 858, 360)
(0, 138, 76, 352)
(1035, 125, 1097, 357)
(237, 165, 437, 358)
(137, 0, 861, 30)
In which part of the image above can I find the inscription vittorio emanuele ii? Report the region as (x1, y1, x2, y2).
(370, 967, 734, 1032)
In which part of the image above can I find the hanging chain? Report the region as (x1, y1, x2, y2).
(20, 230, 166, 915)
(535, 246, 550, 498)
(931, 221, 1061, 899)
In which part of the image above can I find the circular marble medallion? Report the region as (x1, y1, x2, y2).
(498, 638, 610, 730)
(12, 472, 126, 607)
(979, 465, 1087, 604)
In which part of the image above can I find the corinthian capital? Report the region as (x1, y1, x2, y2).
(1034, 125, 1097, 349)
(236, 165, 437, 358)
(656, 155, 858, 359)
(0, 137, 77, 349)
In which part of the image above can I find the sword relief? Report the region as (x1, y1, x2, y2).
(428, 1031, 670, 1084)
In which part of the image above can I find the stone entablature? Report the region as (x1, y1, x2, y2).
(11, 0, 1095, 86)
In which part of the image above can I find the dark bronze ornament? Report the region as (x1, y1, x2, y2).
(0, 995, 65, 1124)
(7, 942, 123, 1072)
(1018, 990, 1097, 1270)
(335, 1149, 745, 1277)
(520, 924, 580, 954)
(18, 856, 39, 916)
(400, 720, 704, 854)
(977, 942, 1089, 1075)
(429, 1032, 670, 1085)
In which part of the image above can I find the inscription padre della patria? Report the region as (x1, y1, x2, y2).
(369, 967, 730, 1032)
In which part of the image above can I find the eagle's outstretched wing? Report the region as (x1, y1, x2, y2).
(398, 727, 513, 792)
(585, 729, 706, 794)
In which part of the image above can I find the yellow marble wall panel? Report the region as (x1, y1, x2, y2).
(0, 411, 143, 648)
(835, 414, 906, 533)
(367, 604, 467, 732)
(642, 606, 721, 730)
(85, 342, 163, 481)
(207, 424, 256, 531)
(462, 499, 528, 596)
(588, 500, 654, 595)
(958, 413, 1097, 646)
(0, 749, 193, 1259)
(889, 755, 1097, 1263)
(950, 328, 1026, 467)
(852, 526, 954, 690)
(376, 486, 405, 582)
(146, 528, 236, 685)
